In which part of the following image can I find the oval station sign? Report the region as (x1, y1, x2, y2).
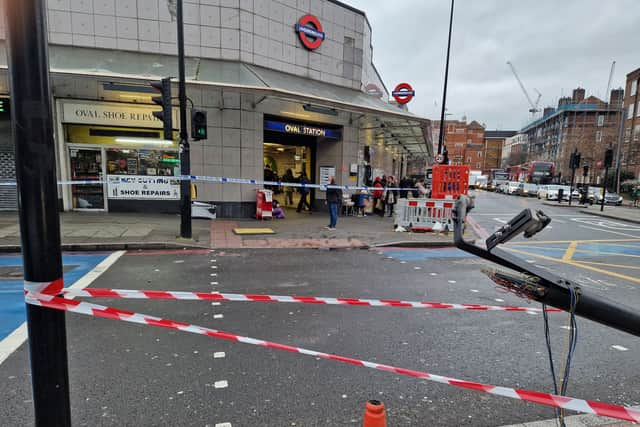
(392, 83, 415, 104)
(295, 14, 325, 50)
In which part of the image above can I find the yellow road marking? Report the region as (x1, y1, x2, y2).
(572, 260, 640, 270)
(504, 247, 640, 284)
(562, 241, 578, 261)
(509, 238, 640, 245)
(572, 249, 640, 259)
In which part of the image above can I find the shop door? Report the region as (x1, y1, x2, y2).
(69, 148, 105, 210)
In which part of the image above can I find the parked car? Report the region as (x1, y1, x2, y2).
(506, 181, 520, 195)
(515, 183, 538, 197)
(591, 190, 623, 206)
(538, 184, 570, 201)
(496, 182, 509, 193)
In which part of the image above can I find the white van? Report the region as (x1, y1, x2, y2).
(506, 181, 520, 195)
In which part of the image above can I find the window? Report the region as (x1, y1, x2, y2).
(466, 157, 471, 163)
(635, 125, 640, 141)
(477, 151, 482, 158)
(467, 139, 472, 144)
(632, 80, 638, 96)
(637, 102, 640, 117)
(630, 104, 635, 119)
(455, 128, 464, 134)
(595, 131, 602, 143)
(625, 127, 631, 142)
(447, 124, 454, 133)
(455, 143, 463, 147)
(597, 115, 604, 127)
(106, 149, 178, 176)
(476, 162, 481, 168)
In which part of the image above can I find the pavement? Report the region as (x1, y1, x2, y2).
(0, 208, 459, 252)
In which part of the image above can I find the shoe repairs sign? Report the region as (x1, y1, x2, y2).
(107, 175, 181, 200)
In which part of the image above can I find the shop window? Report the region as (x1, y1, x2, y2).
(106, 149, 179, 176)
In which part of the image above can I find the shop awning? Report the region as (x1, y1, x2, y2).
(0, 43, 431, 157)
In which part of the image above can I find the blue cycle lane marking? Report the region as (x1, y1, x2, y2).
(0, 253, 111, 341)
(377, 242, 640, 263)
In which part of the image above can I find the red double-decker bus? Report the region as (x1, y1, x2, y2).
(507, 161, 554, 184)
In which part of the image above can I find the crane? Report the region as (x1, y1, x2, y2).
(507, 61, 542, 117)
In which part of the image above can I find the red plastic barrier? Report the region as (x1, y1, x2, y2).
(431, 165, 469, 199)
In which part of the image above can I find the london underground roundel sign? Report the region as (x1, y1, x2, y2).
(295, 14, 325, 50)
(392, 83, 415, 104)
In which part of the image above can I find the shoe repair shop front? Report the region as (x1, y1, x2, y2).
(57, 99, 180, 213)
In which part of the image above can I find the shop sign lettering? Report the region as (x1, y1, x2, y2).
(62, 101, 178, 128)
(264, 120, 341, 140)
(107, 175, 180, 200)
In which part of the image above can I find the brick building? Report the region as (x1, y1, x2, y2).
(521, 87, 623, 184)
(482, 130, 517, 172)
(622, 67, 640, 179)
(431, 119, 485, 167)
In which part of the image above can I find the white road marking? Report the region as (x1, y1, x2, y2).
(400, 260, 407, 264)
(215, 423, 232, 427)
(572, 217, 640, 231)
(211, 302, 221, 306)
(214, 314, 224, 319)
(494, 298, 504, 302)
(493, 218, 507, 224)
(578, 224, 640, 239)
(173, 260, 184, 264)
(414, 267, 422, 270)
(214, 380, 228, 389)
(470, 289, 479, 293)
(211, 273, 218, 277)
(611, 345, 628, 351)
(448, 280, 457, 284)
(214, 352, 226, 358)
(0, 250, 126, 366)
(210, 259, 216, 262)
(210, 281, 219, 285)
(429, 273, 437, 276)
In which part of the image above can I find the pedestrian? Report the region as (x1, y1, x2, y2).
(324, 176, 342, 229)
(282, 168, 295, 207)
(296, 171, 312, 213)
(415, 178, 428, 198)
(372, 176, 384, 216)
(633, 186, 640, 208)
(399, 176, 411, 198)
(385, 176, 398, 217)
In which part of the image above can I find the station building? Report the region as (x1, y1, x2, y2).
(0, 0, 431, 216)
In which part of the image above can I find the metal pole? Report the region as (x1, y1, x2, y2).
(614, 107, 627, 194)
(437, 0, 455, 156)
(569, 166, 575, 206)
(6, 1, 71, 425)
(177, 0, 192, 238)
(601, 165, 608, 212)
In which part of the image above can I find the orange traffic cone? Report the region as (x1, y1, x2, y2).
(362, 399, 387, 427)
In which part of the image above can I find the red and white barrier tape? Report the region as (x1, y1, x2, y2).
(62, 288, 562, 313)
(23, 291, 640, 423)
(24, 278, 64, 295)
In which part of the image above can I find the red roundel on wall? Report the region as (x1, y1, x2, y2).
(295, 14, 325, 50)
(392, 83, 415, 104)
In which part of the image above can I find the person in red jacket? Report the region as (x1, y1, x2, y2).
(372, 176, 384, 215)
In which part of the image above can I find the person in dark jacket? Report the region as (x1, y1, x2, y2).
(296, 171, 312, 213)
(324, 176, 342, 229)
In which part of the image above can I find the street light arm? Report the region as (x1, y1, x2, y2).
(453, 195, 640, 337)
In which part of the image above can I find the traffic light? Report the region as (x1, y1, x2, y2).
(569, 150, 581, 169)
(582, 165, 589, 177)
(442, 146, 449, 165)
(191, 109, 207, 140)
(150, 77, 172, 141)
(604, 147, 613, 168)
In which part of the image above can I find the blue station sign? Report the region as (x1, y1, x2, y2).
(265, 120, 341, 140)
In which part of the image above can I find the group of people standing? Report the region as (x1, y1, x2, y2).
(370, 175, 429, 217)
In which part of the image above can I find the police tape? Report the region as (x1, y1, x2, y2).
(0, 175, 436, 193)
(23, 290, 640, 423)
(62, 288, 561, 314)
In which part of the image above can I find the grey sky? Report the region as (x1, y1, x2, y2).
(345, 0, 640, 130)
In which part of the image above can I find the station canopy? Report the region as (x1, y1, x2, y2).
(0, 43, 431, 158)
